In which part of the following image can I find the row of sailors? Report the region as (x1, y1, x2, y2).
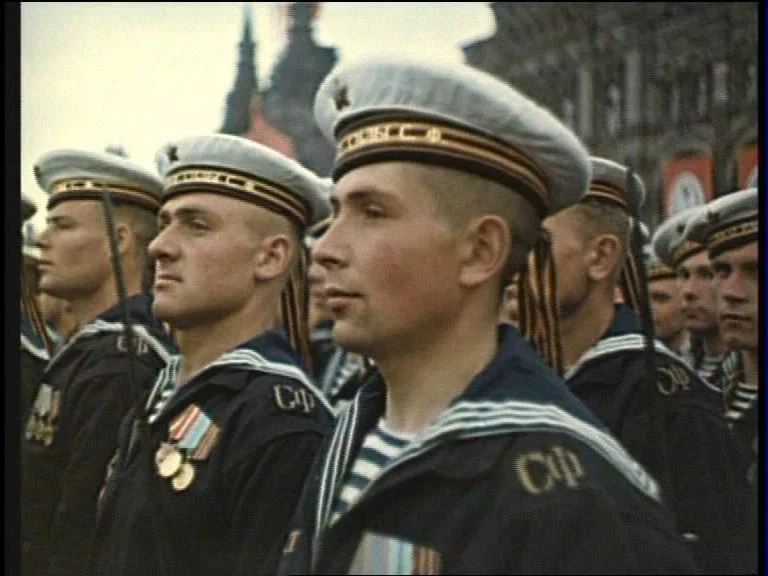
(499, 189, 759, 432)
(19, 54, 757, 576)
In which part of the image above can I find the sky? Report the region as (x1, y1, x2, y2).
(20, 2, 496, 233)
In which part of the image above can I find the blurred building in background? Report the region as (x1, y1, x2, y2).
(463, 2, 759, 228)
(220, 2, 336, 176)
(218, 2, 758, 224)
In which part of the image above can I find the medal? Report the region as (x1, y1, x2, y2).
(178, 411, 211, 452)
(170, 405, 201, 441)
(191, 423, 220, 461)
(49, 390, 61, 426)
(34, 418, 45, 441)
(24, 416, 36, 440)
(41, 424, 54, 446)
(155, 442, 175, 468)
(171, 461, 196, 491)
(158, 449, 183, 478)
(36, 384, 53, 417)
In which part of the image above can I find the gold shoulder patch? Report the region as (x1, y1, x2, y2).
(116, 333, 150, 356)
(515, 444, 586, 495)
(273, 384, 316, 415)
(656, 364, 691, 396)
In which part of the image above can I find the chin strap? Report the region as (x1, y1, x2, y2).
(97, 192, 170, 576)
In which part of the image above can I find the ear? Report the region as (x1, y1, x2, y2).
(114, 222, 133, 257)
(586, 233, 622, 282)
(253, 234, 294, 281)
(458, 214, 510, 288)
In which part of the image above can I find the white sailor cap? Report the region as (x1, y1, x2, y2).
(34, 149, 163, 213)
(304, 178, 334, 249)
(684, 187, 758, 259)
(313, 55, 591, 219)
(651, 206, 708, 269)
(156, 134, 331, 230)
(584, 157, 646, 217)
(638, 220, 650, 243)
(22, 244, 42, 262)
(22, 193, 37, 222)
(645, 248, 677, 282)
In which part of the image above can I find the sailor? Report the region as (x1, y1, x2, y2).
(685, 187, 759, 574)
(306, 201, 371, 414)
(88, 134, 334, 576)
(542, 155, 745, 573)
(22, 149, 175, 576)
(278, 55, 698, 574)
(20, 193, 53, 433)
(645, 247, 688, 355)
(653, 206, 725, 383)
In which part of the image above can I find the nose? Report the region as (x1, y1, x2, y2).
(307, 257, 326, 285)
(680, 277, 697, 302)
(312, 219, 346, 271)
(720, 271, 747, 305)
(148, 225, 178, 263)
(36, 225, 51, 250)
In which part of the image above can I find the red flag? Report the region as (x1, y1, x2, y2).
(662, 154, 714, 219)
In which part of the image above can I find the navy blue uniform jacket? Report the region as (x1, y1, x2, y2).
(278, 325, 699, 574)
(22, 293, 174, 576)
(565, 304, 748, 574)
(88, 330, 334, 576)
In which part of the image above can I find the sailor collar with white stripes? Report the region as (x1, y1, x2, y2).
(562, 304, 680, 377)
(21, 333, 50, 362)
(145, 329, 332, 424)
(312, 326, 661, 541)
(719, 350, 748, 402)
(563, 333, 690, 382)
(602, 303, 642, 338)
(311, 319, 335, 343)
(44, 293, 173, 373)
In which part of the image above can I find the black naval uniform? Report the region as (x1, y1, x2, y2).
(88, 330, 334, 576)
(564, 304, 746, 574)
(311, 319, 369, 415)
(21, 293, 174, 576)
(21, 314, 50, 433)
(715, 350, 758, 574)
(278, 325, 699, 575)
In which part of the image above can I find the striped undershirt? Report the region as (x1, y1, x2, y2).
(697, 354, 723, 387)
(331, 419, 415, 524)
(725, 381, 758, 425)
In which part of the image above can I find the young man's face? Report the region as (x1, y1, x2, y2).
(312, 162, 462, 358)
(37, 200, 112, 300)
(712, 242, 759, 350)
(307, 255, 330, 331)
(648, 277, 685, 344)
(500, 275, 520, 327)
(542, 207, 591, 319)
(150, 193, 267, 330)
(676, 250, 719, 334)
